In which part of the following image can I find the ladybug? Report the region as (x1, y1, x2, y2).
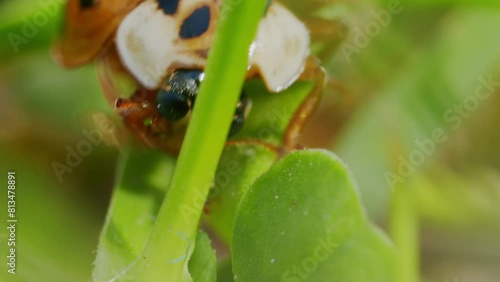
(53, 0, 325, 154)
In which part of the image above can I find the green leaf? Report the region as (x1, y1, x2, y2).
(93, 150, 176, 281)
(204, 143, 277, 243)
(232, 149, 395, 282)
(204, 78, 316, 243)
(231, 79, 314, 147)
(188, 231, 217, 282)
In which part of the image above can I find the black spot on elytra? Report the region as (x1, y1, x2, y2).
(80, 0, 94, 9)
(179, 6, 210, 39)
(157, 0, 179, 15)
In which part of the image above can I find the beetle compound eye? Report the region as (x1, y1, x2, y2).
(156, 70, 204, 121)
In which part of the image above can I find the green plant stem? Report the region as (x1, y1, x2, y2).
(135, 0, 268, 281)
(390, 186, 420, 282)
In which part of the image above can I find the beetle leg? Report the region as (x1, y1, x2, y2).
(228, 91, 252, 137)
(283, 56, 326, 152)
(306, 18, 347, 60)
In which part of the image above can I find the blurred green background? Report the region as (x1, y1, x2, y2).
(1, 0, 500, 281)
